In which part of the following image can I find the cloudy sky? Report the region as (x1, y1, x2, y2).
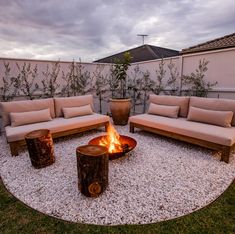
(0, 0, 234, 62)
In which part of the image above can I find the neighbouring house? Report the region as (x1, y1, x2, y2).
(94, 44, 179, 63)
(181, 32, 235, 54)
(179, 32, 235, 99)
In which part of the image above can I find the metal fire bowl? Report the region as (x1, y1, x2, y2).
(88, 135, 137, 160)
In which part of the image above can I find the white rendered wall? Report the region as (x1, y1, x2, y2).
(127, 48, 235, 99)
(182, 48, 235, 99)
(0, 58, 111, 91)
(0, 47, 235, 100)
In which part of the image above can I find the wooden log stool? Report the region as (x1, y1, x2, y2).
(25, 129, 55, 169)
(76, 145, 109, 197)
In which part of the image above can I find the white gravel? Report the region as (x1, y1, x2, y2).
(0, 126, 234, 225)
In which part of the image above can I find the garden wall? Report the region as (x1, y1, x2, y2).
(132, 47, 235, 99)
(0, 46, 234, 118)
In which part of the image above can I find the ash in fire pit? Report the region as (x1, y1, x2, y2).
(88, 124, 137, 160)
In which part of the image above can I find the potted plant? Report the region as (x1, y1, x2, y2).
(109, 52, 132, 125)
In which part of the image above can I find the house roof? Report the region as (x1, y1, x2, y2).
(181, 32, 235, 54)
(94, 44, 179, 63)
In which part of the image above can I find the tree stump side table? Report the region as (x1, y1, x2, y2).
(25, 129, 55, 169)
(76, 145, 109, 197)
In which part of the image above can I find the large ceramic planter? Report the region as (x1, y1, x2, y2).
(109, 98, 131, 125)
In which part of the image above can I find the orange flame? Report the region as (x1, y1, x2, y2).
(99, 124, 123, 153)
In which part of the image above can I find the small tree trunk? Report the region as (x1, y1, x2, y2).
(99, 93, 102, 114)
(143, 90, 147, 113)
(25, 129, 55, 169)
(76, 145, 109, 197)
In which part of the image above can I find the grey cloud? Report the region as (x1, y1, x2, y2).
(0, 0, 234, 61)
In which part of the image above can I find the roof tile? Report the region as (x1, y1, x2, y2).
(94, 45, 179, 63)
(181, 33, 235, 54)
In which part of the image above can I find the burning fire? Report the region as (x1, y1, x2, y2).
(99, 124, 123, 153)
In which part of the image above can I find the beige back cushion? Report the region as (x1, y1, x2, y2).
(189, 96, 235, 126)
(187, 106, 233, 127)
(0, 98, 55, 127)
(149, 95, 190, 117)
(54, 95, 94, 117)
(10, 109, 52, 127)
(148, 103, 180, 118)
(62, 105, 93, 119)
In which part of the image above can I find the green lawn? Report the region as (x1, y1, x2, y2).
(0, 178, 234, 234)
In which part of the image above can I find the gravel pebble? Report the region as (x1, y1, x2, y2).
(0, 126, 234, 225)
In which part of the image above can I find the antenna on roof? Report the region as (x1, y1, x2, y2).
(137, 34, 148, 45)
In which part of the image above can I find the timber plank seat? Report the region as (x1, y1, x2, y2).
(9, 122, 109, 156)
(130, 122, 235, 163)
(0, 95, 110, 156)
(129, 95, 235, 163)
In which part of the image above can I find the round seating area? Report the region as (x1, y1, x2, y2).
(0, 126, 234, 225)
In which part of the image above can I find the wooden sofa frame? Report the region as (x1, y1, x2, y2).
(130, 122, 235, 163)
(9, 121, 109, 156)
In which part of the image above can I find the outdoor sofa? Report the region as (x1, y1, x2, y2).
(0, 95, 109, 156)
(129, 95, 235, 163)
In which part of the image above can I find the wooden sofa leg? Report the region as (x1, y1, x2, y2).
(9, 142, 19, 156)
(130, 123, 134, 133)
(220, 146, 231, 163)
(105, 122, 109, 132)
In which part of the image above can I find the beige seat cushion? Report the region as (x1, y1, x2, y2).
(0, 98, 55, 127)
(129, 114, 235, 146)
(187, 106, 233, 127)
(10, 109, 52, 127)
(149, 95, 189, 117)
(5, 114, 109, 142)
(63, 105, 93, 119)
(189, 96, 235, 126)
(148, 103, 180, 118)
(54, 95, 94, 117)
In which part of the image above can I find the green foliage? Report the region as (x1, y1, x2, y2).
(127, 65, 143, 112)
(75, 61, 92, 95)
(153, 58, 180, 96)
(108, 64, 119, 98)
(16, 62, 39, 100)
(111, 52, 132, 98)
(41, 61, 60, 98)
(61, 61, 75, 97)
(140, 70, 156, 112)
(182, 59, 217, 97)
(92, 64, 109, 113)
(0, 62, 20, 101)
(61, 60, 92, 97)
(153, 58, 166, 95)
(166, 59, 180, 95)
(128, 66, 156, 113)
(128, 61, 180, 113)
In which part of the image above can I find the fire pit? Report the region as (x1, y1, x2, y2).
(88, 124, 137, 160)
